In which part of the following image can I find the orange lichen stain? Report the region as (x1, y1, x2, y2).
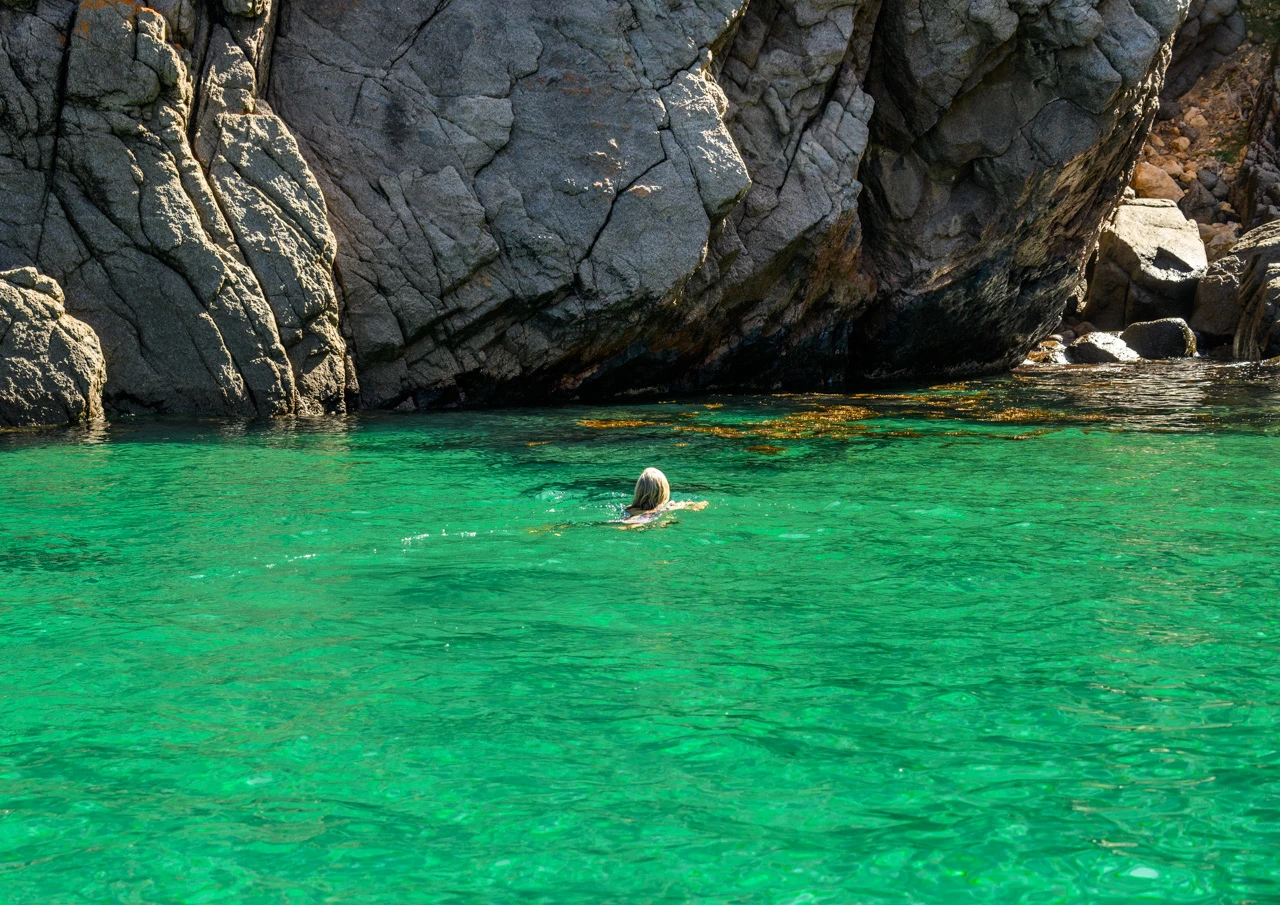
(560, 71, 592, 96)
(72, 0, 141, 39)
(578, 419, 654, 429)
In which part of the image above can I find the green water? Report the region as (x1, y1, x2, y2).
(3, 364, 1280, 904)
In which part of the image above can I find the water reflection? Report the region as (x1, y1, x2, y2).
(1000, 361, 1280, 431)
(4, 362, 1279, 453)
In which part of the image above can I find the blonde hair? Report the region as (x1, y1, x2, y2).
(628, 467, 670, 512)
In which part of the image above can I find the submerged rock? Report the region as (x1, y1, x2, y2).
(1120, 318, 1198, 358)
(1068, 332, 1142, 364)
(0, 269, 105, 428)
(1083, 199, 1208, 329)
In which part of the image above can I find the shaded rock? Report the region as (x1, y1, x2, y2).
(1234, 45, 1280, 228)
(1134, 161, 1186, 201)
(1068, 332, 1142, 363)
(1179, 178, 1220, 222)
(1193, 240, 1249, 337)
(847, 0, 1191, 377)
(1083, 199, 1208, 329)
(1120, 317, 1197, 357)
(1162, 0, 1246, 102)
(1188, 220, 1280, 354)
(0, 268, 105, 427)
(1230, 221, 1280, 359)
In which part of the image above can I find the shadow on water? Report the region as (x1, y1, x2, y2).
(2, 360, 1279, 454)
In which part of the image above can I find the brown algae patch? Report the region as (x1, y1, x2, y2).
(578, 419, 655, 429)
(747, 445, 787, 455)
(675, 424, 748, 440)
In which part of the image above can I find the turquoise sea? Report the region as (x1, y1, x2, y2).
(3, 363, 1280, 904)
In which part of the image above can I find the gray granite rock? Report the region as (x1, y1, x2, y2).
(0, 268, 105, 427)
(849, 0, 1190, 377)
(0, 1, 351, 416)
(0, 0, 1195, 410)
(195, 27, 353, 414)
(1120, 317, 1197, 357)
(267, 0, 881, 405)
(1068, 331, 1142, 363)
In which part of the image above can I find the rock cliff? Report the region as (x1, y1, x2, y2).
(1, 0, 1193, 422)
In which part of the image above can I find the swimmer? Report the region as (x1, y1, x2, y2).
(620, 467, 707, 526)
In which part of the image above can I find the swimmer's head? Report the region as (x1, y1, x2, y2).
(628, 467, 670, 512)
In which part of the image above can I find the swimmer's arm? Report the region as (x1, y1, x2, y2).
(666, 500, 707, 511)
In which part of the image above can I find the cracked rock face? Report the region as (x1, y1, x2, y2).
(0, 267, 105, 427)
(268, 0, 882, 405)
(1, 0, 351, 416)
(271, 0, 870, 404)
(2, 0, 1191, 412)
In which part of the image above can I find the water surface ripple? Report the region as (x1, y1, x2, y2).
(2, 363, 1279, 903)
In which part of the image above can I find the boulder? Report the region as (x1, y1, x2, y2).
(1189, 221, 1280, 355)
(1133, 162, 1186, 202)
(1068, 332, 1142, 364)
(1198, 222, 1239, 261)
(1083, 199, 1208, 330)
(0, 269, 105, 427)
(1179, 179, 1220, 223)
(1192, 253, 1246, 339)
(1120, 318, 1198, 358)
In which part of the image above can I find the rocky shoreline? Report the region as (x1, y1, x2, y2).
(2, 1, 1279, 427)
